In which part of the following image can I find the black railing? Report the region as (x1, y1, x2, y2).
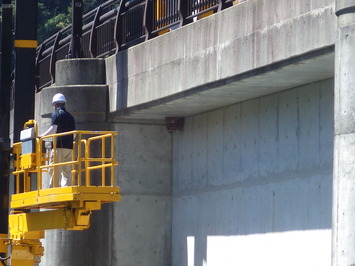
(35, 0, 237, 91)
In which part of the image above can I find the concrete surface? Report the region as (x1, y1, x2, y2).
(106, 0, 335, 120)
(332, 1, 355, 264)
(110, 122, 172, 266)
(29, 0, 340, 265)
(35, 59, 172, 266)
(36, 121, 172, 266)
(172, 79, 333, 266)
(55, 58, 106, 86)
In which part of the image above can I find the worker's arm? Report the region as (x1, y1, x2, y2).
(39, 125, 58, 137)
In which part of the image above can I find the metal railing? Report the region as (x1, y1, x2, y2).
(12, 130, 118, 193)
(35, 0, 238, 91)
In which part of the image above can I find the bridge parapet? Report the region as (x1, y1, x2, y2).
(35, 0, 237, 91)
(35, 0, 336, 122)
(106, 0, 335, 121)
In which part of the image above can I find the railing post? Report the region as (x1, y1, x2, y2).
(101, 137, 105, 186)
(37, 138, 42, 190)
(89, 6, 103, 58)
(219, 0, 233, 11)
(111, 134, 115, 186)
(144, 0, 156, 41)
(85, 139, 90, 186)
(114, 0, 125, 53)
(72, 140, 77, 186)
(71, 0, 83, 58)
(77, 135, 83, 186)
(178, 0, 193, 26)
(35, 43, 45, 92)
(52, 136, 57, 187)
(49, 32, 61, 85)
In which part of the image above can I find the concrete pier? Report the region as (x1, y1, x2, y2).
(35, 58, 111, 265)
(332, 1, 355, 265)
(35, 58, 172, 265)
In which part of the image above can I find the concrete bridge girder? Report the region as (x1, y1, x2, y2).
(107, 0, 335, 121)
(110, 50, 334, 121)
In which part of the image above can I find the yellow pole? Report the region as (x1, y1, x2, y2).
(85, 138, 90, 186)
(101, 137, 105, 186)
(52, 135, 57, 187)
(77, 134, 82, 186)
(111, 134, 115, 186)
(36, 138, 42, 190)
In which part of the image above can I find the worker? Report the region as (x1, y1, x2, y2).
(40, 93, 76, 187)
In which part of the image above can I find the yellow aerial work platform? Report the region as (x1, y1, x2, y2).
(10, 186, 120, 210)
(3, 120, 120, 266)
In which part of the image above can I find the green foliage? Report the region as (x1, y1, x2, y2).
(0, 0, 104, 42)
(37, 0, 103, 43)
(38, 1, 69, 42)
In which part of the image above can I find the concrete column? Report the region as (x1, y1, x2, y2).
(333, 1, 355, 265)
(35, 58, 110, 266)
(36, 59, 108, 130)
(34, 58, 172, 266)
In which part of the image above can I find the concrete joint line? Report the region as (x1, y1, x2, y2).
(334, 131, 355, 137)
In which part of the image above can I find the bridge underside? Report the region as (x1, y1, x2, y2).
(110, 47, 334, 121)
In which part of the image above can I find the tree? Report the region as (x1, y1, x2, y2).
(37, 0, 103, 43)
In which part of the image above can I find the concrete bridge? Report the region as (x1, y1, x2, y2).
(32, 0, 355, 265)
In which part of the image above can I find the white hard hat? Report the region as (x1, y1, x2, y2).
(52, 93, 66, 104)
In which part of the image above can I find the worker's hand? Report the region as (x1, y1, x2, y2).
(40, 125, 58, 137)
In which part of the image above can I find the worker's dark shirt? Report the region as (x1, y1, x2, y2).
(51, 107, 76, 149)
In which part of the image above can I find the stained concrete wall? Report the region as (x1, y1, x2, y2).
(172, 79, 334, 266)
(106, 0, 335, 112)
(110, 122, 172, 266)
(34, 77, 334, 265)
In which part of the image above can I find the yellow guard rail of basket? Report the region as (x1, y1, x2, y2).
(11, 129, 120, 210)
